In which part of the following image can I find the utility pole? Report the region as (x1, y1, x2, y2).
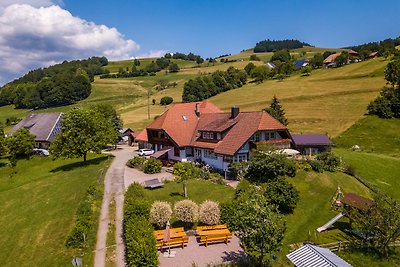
(147, 89, 150, 120)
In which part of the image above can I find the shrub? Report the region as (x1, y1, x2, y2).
(126, 156, 146, 168)
(124, 183, 150, 220)
(65, 185, 102, 248)
(264, 177, 300, 214)
(199, 200, 220, 225)
(302, 162, 312, 172)
(143, 158, 162, 174)
(124, 183, 157, 267)
(174, 199, 199, 223)
(150, 201, 172, 229)
(160, 96, 173, 105)
(228, 162, 248, 180)
(344, 165, 357, 176)
(309, 160, 324, 173)
(125, 217, 158, 267)
(316, 152, 341, 172)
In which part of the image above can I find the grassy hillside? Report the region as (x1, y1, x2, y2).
(0, 154, 110, 267)
(334, 116, 400, 157)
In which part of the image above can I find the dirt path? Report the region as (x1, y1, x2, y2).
(94, 146, 133, 267)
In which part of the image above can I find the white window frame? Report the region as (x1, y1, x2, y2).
(204, 149, 217, 159)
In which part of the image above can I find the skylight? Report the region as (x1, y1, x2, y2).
(182, 115, 188, 121)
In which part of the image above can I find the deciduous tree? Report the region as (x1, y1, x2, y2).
(50, 108, 115, 162)
(6, 128, 35, 167)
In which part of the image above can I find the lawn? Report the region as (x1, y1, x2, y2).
(335, 148, 400, 199)
(0, 154, 110, 267)
(334, 116, 400, 157)
(210, 58, 387, 137)
(144, 179, 235, 205)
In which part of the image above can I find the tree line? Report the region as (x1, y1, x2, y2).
(0, 57, 108, 109)
(100, 52, 204, 79)
(182, 66, 247, 102)
(344, 37, 400, 60)
(254, 39, 311, 53)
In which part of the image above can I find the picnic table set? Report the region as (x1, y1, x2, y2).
(154, 223, 233, 257)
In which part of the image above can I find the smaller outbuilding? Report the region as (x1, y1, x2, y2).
(265, 62, 276, 69)
(293, 59, 309, 69)
(291, 134, 332, 155)
(287, 244, 353, 267)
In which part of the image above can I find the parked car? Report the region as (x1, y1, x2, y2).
(138, 148, 154, 156)
(33, 148, 50, 156)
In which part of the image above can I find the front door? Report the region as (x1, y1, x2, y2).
(194, 148, 201, 160)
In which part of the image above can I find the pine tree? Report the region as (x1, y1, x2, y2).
(264, 95, 288, 126)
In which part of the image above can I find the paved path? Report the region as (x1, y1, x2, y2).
(94, 146, 134, 267)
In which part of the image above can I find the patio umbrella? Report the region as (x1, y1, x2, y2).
(281, 149, 300, 157)
(163, 221, 171, 257)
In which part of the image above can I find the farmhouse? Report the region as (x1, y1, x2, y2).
(136, 102, 291, 171)
(9, 112, 63, 149)
(323, 52, 341, 67)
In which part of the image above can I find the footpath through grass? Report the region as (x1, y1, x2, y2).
(0, 154, 110, 267)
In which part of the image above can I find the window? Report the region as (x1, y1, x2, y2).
(224, 156, 233, 163)
(265, 132, 276, 140)
(174, 147, 180, 157)
(254, 132, 260, 142)
(235, 154, 247, 162)
(204, 149, 217, 159)
(202, 132, 214, 139)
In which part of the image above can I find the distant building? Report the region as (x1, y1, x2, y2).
(369, 51, 379, 59)
(9, 112, 63, 149)
(265, 62, 276, 69)
(293, 59, 309, 69)
(348, 49, 359, 57)
(292, 134, 332, 155)
(323, 52, 341, 67)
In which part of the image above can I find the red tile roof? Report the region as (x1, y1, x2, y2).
(137, 101, 289, 155)
(135, 101, 222, 144)
(323, 52, 341, 63)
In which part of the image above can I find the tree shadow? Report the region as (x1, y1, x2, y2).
(50, 156, 109, 172)
(0, 162, 8, 168)
(169, 192, 183, 197)
(221, 250, 248, 263)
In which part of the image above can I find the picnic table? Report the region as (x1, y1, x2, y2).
(196, 227, 232, 247)
(154, 227, 188, 249)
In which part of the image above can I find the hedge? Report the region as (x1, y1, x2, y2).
(124, 183, 158, 266)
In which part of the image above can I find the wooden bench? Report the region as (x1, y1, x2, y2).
(156, 235, 189, 249)
(200, 233, 232, 247)
(153, 227, 184, 237)
(196, 224, 227, 231)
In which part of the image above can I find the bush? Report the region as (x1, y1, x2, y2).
(150, 201, 172, 229)
(174, 199, 199, 223)
(125, 217, 158, 267)
(126, 156, 146, 168)
(344, 165, 357, 176)
(309, 160, 324, 173)
(316, 152, 341, 172)
(65, 185, 102, 248)
(124, 183, 157, 267)
(228, 162, 248, 180)
(124, 183, 150, 220)
(264, 177, 300, 214)
(199, 200, 220, 225)
(143, 158, 162, 174)
(302, 162, 312, 172)
(160, 96, 173, 105)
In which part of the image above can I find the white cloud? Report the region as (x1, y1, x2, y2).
(0, 3, 141, 85)
(137, 50, 168, 59)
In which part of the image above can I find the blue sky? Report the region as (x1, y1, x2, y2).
(64, 0, 400, 57)
(0, 0, 399, 84)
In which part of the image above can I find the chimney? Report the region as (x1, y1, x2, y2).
(195, 103, 200, 117)
(231, 106, 239, 119)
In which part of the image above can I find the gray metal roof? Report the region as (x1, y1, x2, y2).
(287, 244, 353, 267)
(9, 112, 63, 142)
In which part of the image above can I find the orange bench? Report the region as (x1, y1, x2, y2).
(156, 235, 189, 249)
(196, 224, 227, 231)
(199, 231, 232, 247)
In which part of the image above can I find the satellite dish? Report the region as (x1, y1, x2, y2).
(72, 257, 82, 267)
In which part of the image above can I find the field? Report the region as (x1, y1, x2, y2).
(0, 155, 110, 267)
